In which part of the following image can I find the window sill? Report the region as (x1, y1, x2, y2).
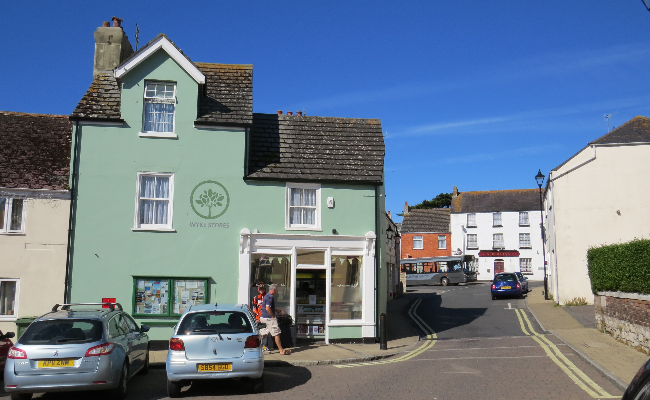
(139, 132, 178, 139)
(493, 225, 502, 228)
(0, 316, 17, 322)
(519, 224, 530, 227)
(519, 247, 532, 249)
(132, 228, 177, 232)
(466, 225, 477, 228)
(467, 247, 478, 250)
(285, 226, 322, 232)
(0, 232, 25, 236)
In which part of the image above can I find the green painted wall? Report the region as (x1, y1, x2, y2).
(69, 49, 380, 340)
(328, 326, 362, 340)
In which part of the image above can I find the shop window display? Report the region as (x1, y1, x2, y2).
(330, 256, 362, 320)
(133, 277, 207, 317)
(249, 254, 291, 316)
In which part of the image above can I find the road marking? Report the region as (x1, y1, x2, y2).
(515, 308, 618, 399)
(335, 298, 437, 368)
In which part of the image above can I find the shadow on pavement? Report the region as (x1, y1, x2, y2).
(424, 293, 487, 336)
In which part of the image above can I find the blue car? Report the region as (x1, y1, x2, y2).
(491, 273, 524, 300)
(514, 272, 529, 293)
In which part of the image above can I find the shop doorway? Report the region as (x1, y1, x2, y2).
(295, 269, 326, 339)
(494, 259, 504, 274)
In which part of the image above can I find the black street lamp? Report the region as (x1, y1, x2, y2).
(535, 169, 549, 300)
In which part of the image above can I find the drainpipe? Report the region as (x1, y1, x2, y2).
(375, 185, 380, 341)
(64, 121, 82, 303)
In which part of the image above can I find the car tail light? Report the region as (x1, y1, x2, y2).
(491, 284, 496, 290)
(85, 343, 115, 357)
(245, 335, 261, 349)
(516, 283, 521, 289)
(8, 347, 26, 359)
(170, 338, 185, 351)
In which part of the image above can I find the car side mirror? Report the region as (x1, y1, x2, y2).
(1, 332, 15, 340)
(140, 324, 150, 333)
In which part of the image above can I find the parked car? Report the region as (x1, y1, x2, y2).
(4, 303, 149, 400)
(514, 272, 529, 293)
(0, 329, 15, 373)
(622, 357, 650, 399)
(166, 303, 264, 398)
(491, 273, 524, 299)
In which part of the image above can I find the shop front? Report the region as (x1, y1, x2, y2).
(237, 229, 377, 343)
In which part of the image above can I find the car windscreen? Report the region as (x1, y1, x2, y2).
(19, 319, 104, 345)
(495, 274, 517, 282)
(177, 311, 253, 335)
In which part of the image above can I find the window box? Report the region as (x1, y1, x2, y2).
(132, 277, 209, 318)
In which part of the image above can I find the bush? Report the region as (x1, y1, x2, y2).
(588, 239, 650, 294)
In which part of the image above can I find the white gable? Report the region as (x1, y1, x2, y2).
(114, 35, 205, 84)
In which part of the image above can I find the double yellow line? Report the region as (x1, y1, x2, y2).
(335, 298, 437, 368)
(514, 308, 617, 399)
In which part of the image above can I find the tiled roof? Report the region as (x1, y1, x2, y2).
(451, 189, 541, 214)
(71, 34, 253, 126)
(195, 63, 253, 126)
(246, 113, 384, 183)
(401, 209, 450, 233)
(70, 72, 122, 120)
(590, 116, 650, 146)
(0, 111, 72, 190)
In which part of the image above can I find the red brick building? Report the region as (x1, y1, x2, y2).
(400, 204, 451, 273)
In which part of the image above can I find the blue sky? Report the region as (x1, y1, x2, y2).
(3, 1, 650, 222)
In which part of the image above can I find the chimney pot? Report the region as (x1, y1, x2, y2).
(111, 16, 123, 27)
(287, 111, 293, 116)
(277, 110, 283, 115)
(102, 21, 110, 27)
(297, 111, 303, 116)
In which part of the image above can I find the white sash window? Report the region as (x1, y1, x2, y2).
(143, 82, 176, 134)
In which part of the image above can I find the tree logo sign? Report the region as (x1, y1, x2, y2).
(190, 181, 230, 219)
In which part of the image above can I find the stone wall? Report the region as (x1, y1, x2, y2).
(594, 291, 650, 354)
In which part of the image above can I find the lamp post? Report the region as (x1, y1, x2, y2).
(535, 169, 549, 300)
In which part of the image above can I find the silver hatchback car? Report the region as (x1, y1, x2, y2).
(166, 303, 264, 397)
(4, 303, 149, 400)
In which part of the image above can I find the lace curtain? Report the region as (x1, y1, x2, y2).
(140, 176, 169, 225)
(289, 188, 316, 225)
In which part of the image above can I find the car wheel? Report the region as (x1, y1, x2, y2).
(140, 347, 150, 375)
(441, 277, 449, 286)
(109, 362, 128, 399)
(250, 377, 264, 393)
(167, 378, 182, 398)
(10, 394, 33, 400)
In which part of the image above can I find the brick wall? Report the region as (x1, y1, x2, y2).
(401, 233, 451, 259)
(594, 293, 650, 354)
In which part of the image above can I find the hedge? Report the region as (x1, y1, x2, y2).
(588, 239, 650, 294)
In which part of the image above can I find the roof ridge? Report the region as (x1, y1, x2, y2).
(0, 111, 69, 118)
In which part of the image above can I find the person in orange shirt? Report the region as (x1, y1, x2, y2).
(252, 283, 266, 322)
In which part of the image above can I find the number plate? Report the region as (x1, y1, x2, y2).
(502, 286, 511, 289)
(38, 359, 74, 368)
(197, 363, 232, 372)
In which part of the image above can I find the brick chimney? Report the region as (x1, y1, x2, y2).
(93, 17, 134, 78)
(404, 201, 409, 215)
(452, 186, 459, 198)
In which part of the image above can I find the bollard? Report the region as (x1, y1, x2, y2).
(379, 313, 387, 350)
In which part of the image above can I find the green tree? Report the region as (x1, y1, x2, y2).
(400, 192, 452, 215)
(195, 188, 224, 218)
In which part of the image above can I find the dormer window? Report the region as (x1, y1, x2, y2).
(141, 82, 176, 138)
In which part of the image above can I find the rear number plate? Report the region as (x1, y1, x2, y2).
(38, 359, 74, 368)
(502, 286, 511, 289)
(198, 363, 232, 372)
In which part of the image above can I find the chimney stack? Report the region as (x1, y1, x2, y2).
(93, 17, 134, 78)
(297, 111, 303, 116)
(452, 186, 458, 197)
(287, 111, 293, 115)
(404, 201, 409, 215)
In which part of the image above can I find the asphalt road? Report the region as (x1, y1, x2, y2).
(17, 282, 625, 400)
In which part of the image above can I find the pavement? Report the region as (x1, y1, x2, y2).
(150, 285, 649, 391)
(526, 285, 649, 391)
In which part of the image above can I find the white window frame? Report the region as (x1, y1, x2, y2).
(519, 233, 531, 248)
(519, 212, 529, 226)
(133, 172, 175, 231)
(493, 212, 502, 227)
(438, 235, 447, 250)
(467, 213, 476, 227)
(412, 235, 423, 249)
(285, 183, 321, 231)
(520, 258, 533, 274)
(467, 234, 478, 249)
(0, 279, 20, 321)
(0, 197, 26, 234)
(140, 81, 177, 139)
(493, 233, 504, 249)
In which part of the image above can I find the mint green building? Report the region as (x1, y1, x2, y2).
(68, 25, 389, 344)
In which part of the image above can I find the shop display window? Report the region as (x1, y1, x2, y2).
(133, 277, 208, 317)
(249, 254, 292, 316)
(330, 256, 362, 320)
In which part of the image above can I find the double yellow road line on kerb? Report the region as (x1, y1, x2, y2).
(514, 308, 617, 399)
(335, 298, 436, 368)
